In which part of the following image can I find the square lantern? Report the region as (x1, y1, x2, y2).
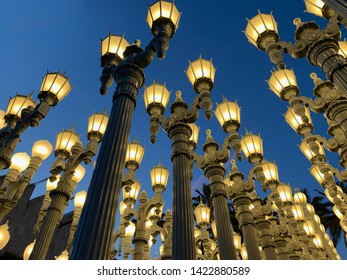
(299, 139, 325, 163)
(277, 183, 293, 203)
(261, 161, 279, 184)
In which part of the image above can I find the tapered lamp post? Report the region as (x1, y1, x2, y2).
(70, 0, 180, 260)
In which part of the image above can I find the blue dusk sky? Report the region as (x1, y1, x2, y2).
(0, 0, 346, 259)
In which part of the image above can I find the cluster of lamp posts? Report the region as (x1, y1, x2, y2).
(0, 0, 346, 260)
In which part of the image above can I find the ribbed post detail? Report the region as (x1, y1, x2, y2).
(255, 219, 277, 260)
(70, 64, 144, 260)
(308, 38, 347, 98)
(30, 192, 68, 259)
(234, 194, 262, 260)
(169, 123, 196, 260)
(205, 164, 237, 260)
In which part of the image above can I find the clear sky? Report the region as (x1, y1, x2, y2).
(0, 0, 346, 259)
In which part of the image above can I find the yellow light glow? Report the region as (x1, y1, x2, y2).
(143, 82, 171, 110)
(233, 233, 242, 251)
(46, 175, 60, 192)
(304, 0, 326, 17)
(284, 106, 312, 133)
(55, 128, 80, 154)
(32, 140, 53, 160)
(125, 141, 145, 166)
(150, 163, 169, 189)
(124, 222, 136, 237)
(245, 12, 278, 50)
(10, 152, 31, 173)
(88, 111, 109, 138)
(277, 183, 293, 202)
(0, 110, 5, 129)
(240, 132, 263, 160)
(23, 240, 35, 260)
(299, 139, 325, 162)
(292, 203, 304, 221)
(40, 72, 71, 102)
(0, 222, 10, 250)
(5, 94, 36, 119)
(123, 181, 141, 201)
(261, 161, 279, 183)
(194, 200, 210, 226)
(55, 249, 69, 260)
(146, 0, 181, 30)
(268, 69, 298, 99)
(74, 190, 87, 208)
(186, 56, 216, 86)
(188, 122, 199, 147)
(72, 165, 86, 183)
(303, 220, 315, 235)
(293, 192, 307, 204)
(214, 99, 240, 130)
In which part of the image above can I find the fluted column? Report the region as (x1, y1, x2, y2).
(168, 122, 196, 260)
(70, 64, 144, 259)
(234, 194, 262, 260)
(254, 218, 277, 260)
(308, 38, 347, 98)
(205, 163, 237, 260)
(29, 187, 70, 259)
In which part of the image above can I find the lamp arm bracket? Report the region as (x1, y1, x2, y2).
(279, 40, 308, 59)
(189, 150, 207, 170)
(328, 164, 347, 181)
(291, 96, 327, 113)
(184, 94, 200, 123)
(134, 38, 157, 69)
(312, 134, 339, 151)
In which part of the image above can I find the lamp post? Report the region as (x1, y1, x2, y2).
(0, 72, 71, 170)
(70, 0, 180, 260)
(244, 7, 347, 96)
(0, 140, 53, 221)
(144, 56, 215, 259)
(29, 111, 107, 260)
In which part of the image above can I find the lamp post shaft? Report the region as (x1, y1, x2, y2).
(234, 194, 262, 260)
(308, 39, 347, 98)
(205, 164, 238, 260)
(254, 219, 277, 260)
(30, 190, 69, 259)
(169, 123, 196, 260)
(70, 64, 144, 260)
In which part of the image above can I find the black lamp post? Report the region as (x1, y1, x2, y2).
(70, 0, 180, 259)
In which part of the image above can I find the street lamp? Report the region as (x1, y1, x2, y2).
(70, 1, 180, 260)
(0, 140, 53, 221)
(143, 54, 215, 260)
(0, 71, 71, 170)
(30, 111, 107, 260)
